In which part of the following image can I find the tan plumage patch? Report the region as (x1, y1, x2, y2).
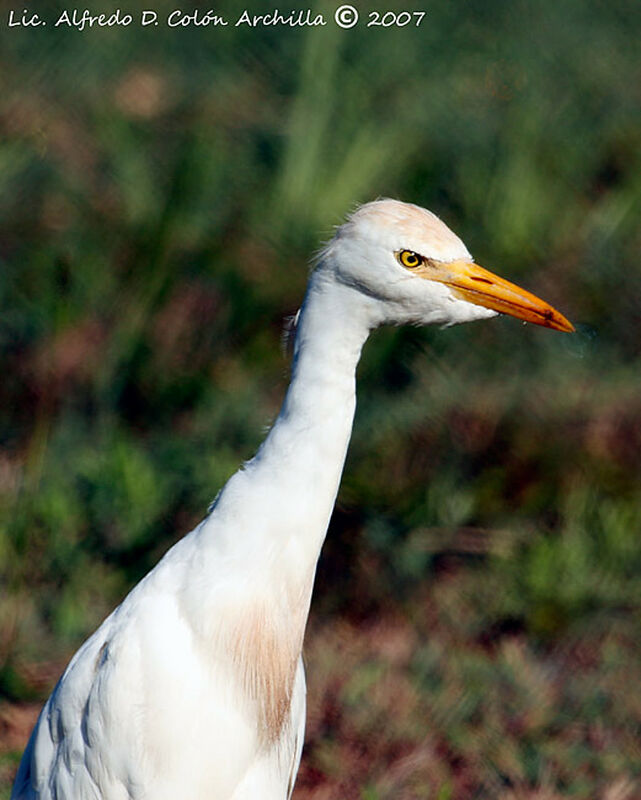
(227, 581, 311, 745)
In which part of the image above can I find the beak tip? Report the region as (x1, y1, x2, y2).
(552, 314, 575, 333)
(424, 259, 575, 335)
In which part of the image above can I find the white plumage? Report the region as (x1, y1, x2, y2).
(12, 199, 572, 800)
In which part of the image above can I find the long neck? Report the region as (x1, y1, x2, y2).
(211, 271, 373, 580)
(255, 271, 372, 562)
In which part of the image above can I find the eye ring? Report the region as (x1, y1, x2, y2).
(397, 249, 424, 270)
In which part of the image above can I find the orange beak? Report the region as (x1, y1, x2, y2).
(417, 259, 574, 333)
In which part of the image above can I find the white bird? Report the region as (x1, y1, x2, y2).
(12, 199, 573, 800)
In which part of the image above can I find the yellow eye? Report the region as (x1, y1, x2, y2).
(398, 250, 423, 269)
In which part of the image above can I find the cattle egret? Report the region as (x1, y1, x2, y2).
(12, 199, 573, 800)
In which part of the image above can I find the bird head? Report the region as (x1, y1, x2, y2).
(318, 199, 573, 332)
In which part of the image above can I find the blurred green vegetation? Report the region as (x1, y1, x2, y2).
(1, 0, 641, 796)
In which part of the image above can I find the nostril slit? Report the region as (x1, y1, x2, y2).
(471, 277, 493, 284)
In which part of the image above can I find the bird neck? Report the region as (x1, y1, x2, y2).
(210, 270, 375, 587)
(256, 271, 373, 564)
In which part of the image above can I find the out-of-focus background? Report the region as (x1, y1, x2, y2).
(1, 0, 640, 796)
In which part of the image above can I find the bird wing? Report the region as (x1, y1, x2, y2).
(12, 617, 139, 800)
(12, 534, 265, 799)
(12, 522, 308, 800)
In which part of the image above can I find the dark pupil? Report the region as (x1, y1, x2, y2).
(406, 252, 417, 264)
